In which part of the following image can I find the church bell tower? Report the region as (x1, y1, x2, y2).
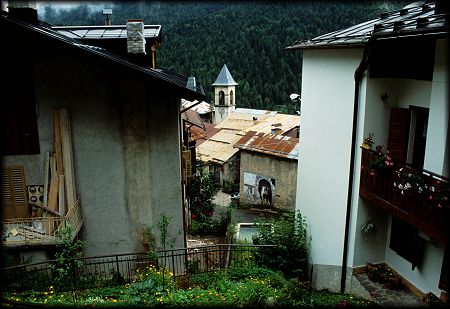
(212, 64, 238, 125)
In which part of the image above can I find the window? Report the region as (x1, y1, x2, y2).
(389, 216, 425, 270)
(0, 102, 40, 155)
(219, 91, 225, 105)
(230, 90, 234, 105)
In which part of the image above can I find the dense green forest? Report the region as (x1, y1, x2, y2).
(38, 1, 407, 113)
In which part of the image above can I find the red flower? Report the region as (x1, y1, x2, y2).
(191, 213, 197, 219)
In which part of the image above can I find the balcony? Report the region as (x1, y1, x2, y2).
(359, 148, 449, 243)
(2, 197, 84, 248)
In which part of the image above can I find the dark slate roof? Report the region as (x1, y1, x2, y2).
(212, 64, 238, 86)
(285, 1, 449, 50)
(1, 12, 205, 102)
(52, 25, 161, 40)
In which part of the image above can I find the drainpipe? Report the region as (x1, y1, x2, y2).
(340, 42, 371, 294)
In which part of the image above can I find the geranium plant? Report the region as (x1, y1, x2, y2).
(394, 167, 449, 208)
(368, 145, 394, 175)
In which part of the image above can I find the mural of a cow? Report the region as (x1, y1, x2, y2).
(258, 178, 273, 207)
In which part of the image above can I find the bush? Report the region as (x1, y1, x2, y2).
(253, 210, 310, 279)
(222, 181, 239, 194)
(189, 208, 231, 236)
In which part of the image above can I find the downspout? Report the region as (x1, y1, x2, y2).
(340, 42, 371, 294)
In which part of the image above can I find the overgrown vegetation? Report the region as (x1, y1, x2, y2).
(4, 264, 376, 307)
(253, 210, 310, 279)
(186, 169, 219, 221)
(50, 224, 87, 291)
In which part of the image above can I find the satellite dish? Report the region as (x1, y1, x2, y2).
(290, 93, 301, 102)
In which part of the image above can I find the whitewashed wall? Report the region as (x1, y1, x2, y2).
(295, 48, 363, 291)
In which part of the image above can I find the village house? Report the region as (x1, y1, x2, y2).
(197, 107, 299, 187)
(235, 131, 299, 211)
(287, 0, 448, 302)
(1, 2, 205, 263)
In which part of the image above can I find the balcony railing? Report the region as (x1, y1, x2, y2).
(2, 197, 84, 248)
(359, 148, 449, 243)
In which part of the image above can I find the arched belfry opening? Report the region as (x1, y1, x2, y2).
(212, 64, 238, 125)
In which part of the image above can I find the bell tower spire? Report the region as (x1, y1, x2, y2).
(212, 64, 238, 125)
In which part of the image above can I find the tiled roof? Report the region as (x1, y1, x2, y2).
(285, 1, 449, 50)
(212, 64, 238, 86)
(1, 12, 205, 102)
(235, 131, 299, 160)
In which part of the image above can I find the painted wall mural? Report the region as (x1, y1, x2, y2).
(243, 172, 275, 207)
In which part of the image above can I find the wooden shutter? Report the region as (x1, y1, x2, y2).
(1, 166, 28, 219)
(182, 150, 192, 184)
(387, 108, 410, 164)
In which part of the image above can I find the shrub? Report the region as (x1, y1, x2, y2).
(253, 210, 310, 279)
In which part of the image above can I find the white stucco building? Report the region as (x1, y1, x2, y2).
(287, 1, 449, 301)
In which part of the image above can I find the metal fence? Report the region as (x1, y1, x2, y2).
(1, 244, 276, 296)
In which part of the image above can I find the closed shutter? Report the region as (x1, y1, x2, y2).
(387, 108, 410, 164)
(1, 166, 28, 219)
(182, 150, 192, 184)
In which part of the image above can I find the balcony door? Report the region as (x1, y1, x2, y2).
(387, 106, 429, 169)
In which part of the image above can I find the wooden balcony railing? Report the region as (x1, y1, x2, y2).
(2, 197, 84, 248)
(360, 148, 449, 243)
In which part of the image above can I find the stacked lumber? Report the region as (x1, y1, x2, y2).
(41, 108, 77, 233)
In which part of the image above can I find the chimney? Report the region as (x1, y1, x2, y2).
(102, 8, 112, 26)
(127, 20, 146, 54)
(8, 0, 38, 24)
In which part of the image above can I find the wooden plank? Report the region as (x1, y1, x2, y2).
(54, 108, 64, 176)
(60, 108, 77, 208)
(43, 152, 50, 208)
(31, 201, 62, 217)
(47, 154, 59, 212)
(58, 175, 66, 216)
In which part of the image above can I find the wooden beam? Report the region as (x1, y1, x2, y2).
(54, 108, 64, 176)
(60, 108, 77, 208)
(43, 152, 50, 208)
(30, 202, 62, 217)
(47, 154, 59, 212)
(58, 175, 66, 216)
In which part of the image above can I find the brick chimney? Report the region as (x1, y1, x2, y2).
(8, 0, 38, 24)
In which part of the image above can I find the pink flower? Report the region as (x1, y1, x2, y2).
(429, 195, 433, 200)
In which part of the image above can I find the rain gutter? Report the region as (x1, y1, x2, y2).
(340, 40, 371, 294)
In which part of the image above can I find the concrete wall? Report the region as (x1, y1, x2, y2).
(241, 151, 297, 211)
(295, 48, 363, 292)
(2, 42, 185, 258)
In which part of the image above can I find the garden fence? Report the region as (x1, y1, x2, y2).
(1, 244, 276, 296)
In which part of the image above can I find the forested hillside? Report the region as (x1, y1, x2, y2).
(39, 1, 406, 112)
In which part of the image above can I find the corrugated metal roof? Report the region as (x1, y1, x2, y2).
(1, 12, 205, 102)
(235, 131, 299, 160)
(196, 108, 300, 164)
(181, 109, 205, 129)
(285, 1, 449, 50)
(52, 25, 162, 40)
(182, 99, 212, 114)
(212, 64, 238, 86)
